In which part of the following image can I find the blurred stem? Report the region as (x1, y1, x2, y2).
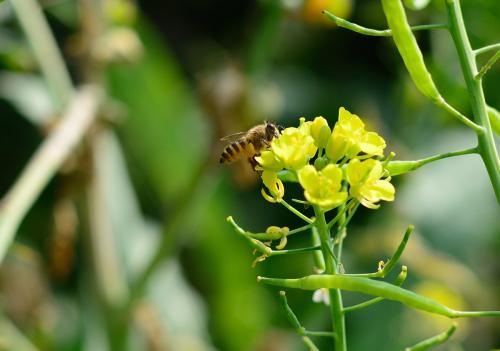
(129, 158, 217, 303)
(0, 317, 40, 351)
(323, 11, 447, 37)
(475, 50, 500, 81)
(302, 337, 320, 351)
(313, 206, 346, 351)
(445, 0, 500, 203)
(87, 131, 131, 351)
(245, 0, 282, 75)
(0, 86, 101, 265)
(404, 323, 457, 351)
(10, 0, 73, 110)
(474, 43, 500, 56)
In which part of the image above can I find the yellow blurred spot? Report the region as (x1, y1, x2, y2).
(303, 0, 352, 25)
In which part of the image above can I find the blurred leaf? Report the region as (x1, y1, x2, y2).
(0, 72, 54, 125)
(106, 20, 211, 205)
(90, 129, 215, 349)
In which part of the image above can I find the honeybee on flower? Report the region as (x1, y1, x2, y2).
(255, 107, 395, 209)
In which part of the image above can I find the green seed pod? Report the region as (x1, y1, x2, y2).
(381, 0, 441, 102)
(259, 274, 457, 317)
(487, 105, 500, 135)
(311, 227, 326, 272)
(386, 160, 421, 176)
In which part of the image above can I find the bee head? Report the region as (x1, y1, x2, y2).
(265, 121, 280, 140)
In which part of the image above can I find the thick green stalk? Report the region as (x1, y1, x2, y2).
(313, 206, 346, 351)
(445, 0, 500, 203)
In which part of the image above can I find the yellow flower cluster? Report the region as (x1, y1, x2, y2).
(257, 107, 395, 210)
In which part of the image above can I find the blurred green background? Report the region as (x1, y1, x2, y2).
(0, 0, 499, 350)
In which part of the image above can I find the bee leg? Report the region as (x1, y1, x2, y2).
(248, 157, 260, 172)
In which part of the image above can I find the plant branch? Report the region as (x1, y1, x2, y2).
(0, 316, 40, 351)
(475, 50, 500, 81)
(474, 43, 500, 56)
(434, 98, 484, 133)
(249, 223, 314, 240)
(302, 336, 320, 351)
(10, 0, 74, 111)
(313, 206, 347, 351)
(279, 291, 335, 337)
(0, 86, 101, 265)
(446, 0, 500, 203)
(323, 11, 447, 37)
(387, 147, 478, 176)
(343, 225, 413, 278)
(404, 323, 457, 351)
(279, 199, 315, 223)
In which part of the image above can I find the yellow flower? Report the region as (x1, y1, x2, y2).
(255, 150, 283, 171)
(310, 116, 331, 148)
(266, 226, 289, 249)
(271, 127, 317, 170)
(298, 164, 348, 210)
(261, 170, 285, 203)
(325, 107, 386, 162)
(346, 158, 395, 209)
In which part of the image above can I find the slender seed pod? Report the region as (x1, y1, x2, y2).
(258, 274, 500, 318)
(381, 0, 441, 102)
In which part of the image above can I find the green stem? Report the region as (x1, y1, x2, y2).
(445, 0, 500, 203)
(313, 206, 346, 351)
(433, 98, 483, 133)
(344, 225, 413, 278)
(280, 199, 315, 223)
(302, 336, 320, 351)
(327, 203, 349, 229)
(247, 223, 313, 240)
(269, 245, 321, 256)
(323, 11, 447, 36)
(405, 323, 457, 351)
(475, 50, 500, 81)
(387, 147, 478, 176)
(474, 43, 500, 56)
(10, 0, 74, 110)
(279, 291, 335, 342)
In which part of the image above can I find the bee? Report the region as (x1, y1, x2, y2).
(220, 121, 281, 169)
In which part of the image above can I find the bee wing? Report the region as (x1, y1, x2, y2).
(220, 131, 248, 142)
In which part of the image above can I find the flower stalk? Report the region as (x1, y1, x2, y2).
(313, 206, 347, 351)
(445, 0, 500, 203)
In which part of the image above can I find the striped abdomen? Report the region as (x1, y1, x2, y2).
(220, 139, 254, 164)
